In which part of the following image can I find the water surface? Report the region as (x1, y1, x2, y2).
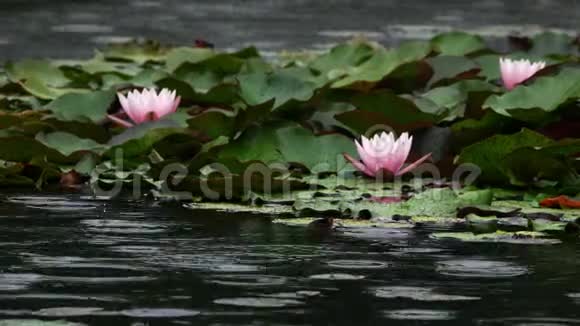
(0, 0, 578, 59)
(0, 191, 578, 325)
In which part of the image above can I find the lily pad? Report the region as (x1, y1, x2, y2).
(483, 68, 580, 122)
(45, 89, 117, 123)
(430, 231, 561, 245)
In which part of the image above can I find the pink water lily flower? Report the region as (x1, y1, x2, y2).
(499, 57, 546, 90)
(108, 88, 181, 128)
(344, 131, 431, 178)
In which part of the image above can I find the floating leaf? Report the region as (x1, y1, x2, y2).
(5, 59, 69, 87)
(431, 32, 486, 56)
(165, 47, 216, 72)
(427, 55, 480, 86)
(456, 129, 553, 184)
(483, 68, 580, 122)
(331, 41, 431, 88)
(335, 90, 439, 134)
(45, 89, 116, 123)
(101, 40, 168, 63)
(238, 69, 318, 109)
(36, 131, 107, 157)
(219, 123, 356, 173)
(309, 41, 375, 78)
(539, 195, 580, 209)
(430, 231, 561, 245)
(107, 117, 189, 157)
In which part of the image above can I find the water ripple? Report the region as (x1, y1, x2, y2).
(436, 259, 529, 278)
(35, 307, 104, 317)
(0, 273, 43, 291)
(214, 297, 303, 308)
(326, 259, 389, 269)
(373, 286, 480, 301)
(207, 274, 287, 287)
(309, 273, 365, 281)
(385, 309, 456, 320)
(120, 308, 200, 318)
(81, 219, 167, 234)
(6, 196, 97, 212)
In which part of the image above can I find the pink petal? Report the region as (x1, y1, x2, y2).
(500, 57, 546, 90)
(172, 96, 181, 112)
(107, 114, 134, 128)
(343, 153, 375, 177)
(395, 153, 432, 176)
(356, 139, 379, 174)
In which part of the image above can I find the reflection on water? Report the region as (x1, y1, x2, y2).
(0, 191, 578, 325)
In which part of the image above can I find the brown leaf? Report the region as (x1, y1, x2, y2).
(540, 195, 580, 209)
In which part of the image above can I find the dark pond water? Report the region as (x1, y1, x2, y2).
(0, 0, 579, 59)
(0, 191, 578, 325)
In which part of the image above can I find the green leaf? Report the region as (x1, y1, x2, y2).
(331, 41, 431, 88)
(165, 47, 216, 72)
(101, 40, 168, 64)
(238, 69, 318, 109)
(308, 41, 375, 78)
(0, 136, 66, 163)
(277, 126, 357, 173)
(456, 129, 554, 184)
(345, 188, 491, 219)
(45, 89, 117, 123)
(431, 32, 486, 56)
(173, 54, 244, 91)
(107, 118, 188, 157)
(335, 90, 438, 134)
(218, 123, 356, 172)
(530, 32, 577, 57)
(474, 54, 501, 81)
(483, 68, 580, 122)
(5, 59, 69, 87)
(156, 77, 238, 105)
(427, 56, 479, 85)
(35, 131, 107, 157)
(218, 123, 284, 163)
(128, 69, 170, 87)
(16, 77, 87, 100)
(501, 139, 580, 185)
(451, 111, 518, 149)
(187, 109, 236, 139)
(430, 231, 560, 245)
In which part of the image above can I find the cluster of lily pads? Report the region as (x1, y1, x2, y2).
(1, 31, 579, 241)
